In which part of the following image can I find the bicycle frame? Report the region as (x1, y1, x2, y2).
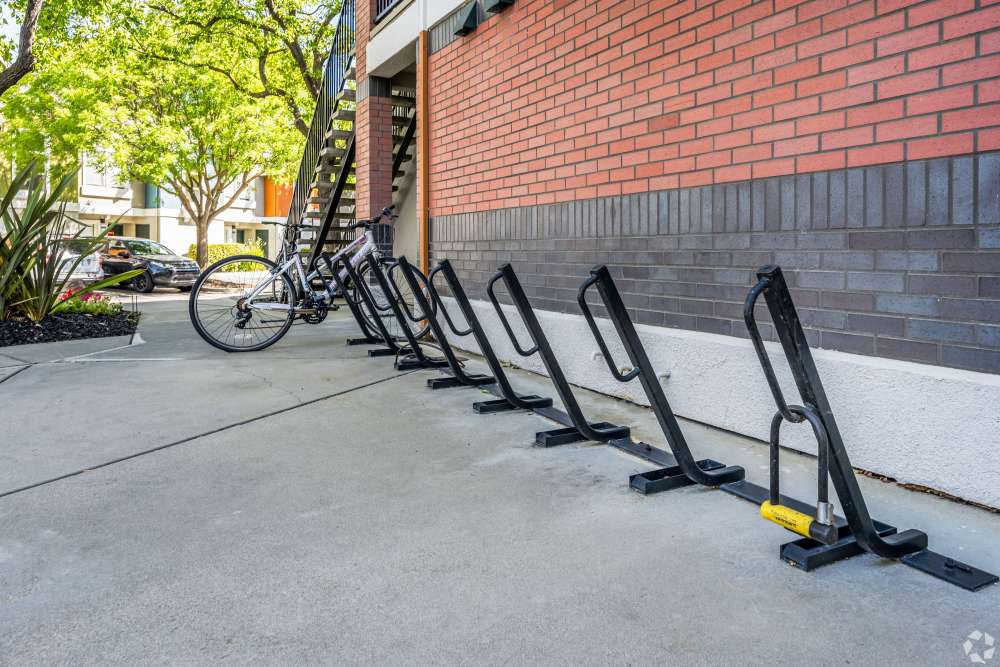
(244, 228, 380, 311)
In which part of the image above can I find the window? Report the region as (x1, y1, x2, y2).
(82, 153, 128, 189)
(256, 229, 269, 255)
(236, 229, 246, 244)
(134, 224, 151, 239)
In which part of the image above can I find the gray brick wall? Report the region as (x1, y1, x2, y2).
(428, 152, 1000, 375)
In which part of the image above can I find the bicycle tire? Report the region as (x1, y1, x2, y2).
(189, 255, 297, 352)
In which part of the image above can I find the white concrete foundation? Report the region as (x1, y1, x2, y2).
(440, 297, 1000, 509)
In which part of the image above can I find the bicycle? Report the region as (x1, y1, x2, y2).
(188, 206, 433, 352)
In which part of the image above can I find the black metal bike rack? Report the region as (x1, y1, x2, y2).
(487, 263, 748, 493)
(430, 259, 553, 412)
(576, 265, 745, 493)
(395, 256, 497, 390)
(322, 253, 399, 358)
(371, 255, 449, 371)
(487, 263, 634, 447)
(728, 264, 997, 591)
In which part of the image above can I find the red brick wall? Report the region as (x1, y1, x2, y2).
(428, 0, 1000, 216)
(355, 0, 395, 219)
(356, 96, 396, 218)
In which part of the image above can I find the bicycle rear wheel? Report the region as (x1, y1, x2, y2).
(189, 255, 297, 352)
(351, 259, 434, 341)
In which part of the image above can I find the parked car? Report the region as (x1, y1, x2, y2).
(100, 237, 201, 293)
(54, 239, 104, 284)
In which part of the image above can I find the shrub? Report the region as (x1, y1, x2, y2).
(0, 164, 142, 322)
(186, 239, 265, 271)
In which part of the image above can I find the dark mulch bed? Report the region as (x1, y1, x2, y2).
(0, 312, 140, 347)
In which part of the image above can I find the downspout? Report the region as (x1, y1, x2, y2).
(417, 29, 431, 273)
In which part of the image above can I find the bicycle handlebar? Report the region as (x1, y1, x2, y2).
(349, 205, 397, 229)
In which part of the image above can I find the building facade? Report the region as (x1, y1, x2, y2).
(350, 0, 1000, 505)
(72, 153, 290, 260)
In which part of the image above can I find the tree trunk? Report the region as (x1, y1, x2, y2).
(0, 0, 44, 98)
(196, 216, 212, 268)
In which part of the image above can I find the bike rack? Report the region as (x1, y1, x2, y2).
(487, 262, 744, 490)
(323, 252, 399, 358)
(395, 256, 496, 390)
(727, 264, 997, 591)
(370, 255, 449, 371)
(427, 262, 735, 492)
(431, 259, 553, 412)
(486, 263, 636, 447)
(576, 265, 745, 493)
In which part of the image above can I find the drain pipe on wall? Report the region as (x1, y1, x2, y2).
(417, 30, 431, 274)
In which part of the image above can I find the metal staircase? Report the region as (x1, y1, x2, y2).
(285, 0, 417, 268)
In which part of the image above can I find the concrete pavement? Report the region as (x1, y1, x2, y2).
(1, 294, 998, 664)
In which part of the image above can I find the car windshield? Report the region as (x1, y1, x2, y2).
(55, 239, 98, 255)
(125, 240, 175, 256)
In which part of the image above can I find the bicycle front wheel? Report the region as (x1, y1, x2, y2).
(189, 255, 297, 352)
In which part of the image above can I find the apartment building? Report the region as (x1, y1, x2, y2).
(293, 0, 1000, 506)
(72, 153, 289, 259)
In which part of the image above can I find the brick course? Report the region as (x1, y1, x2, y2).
(427, 0, 1000, 216)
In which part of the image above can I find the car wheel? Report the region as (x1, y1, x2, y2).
(133, 271, 155, 293)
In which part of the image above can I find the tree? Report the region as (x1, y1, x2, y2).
(0, 0, 44, 97)
(0, 3, 305, 267)
(0, 37, 104, 180)
(126, 0, 342, 136)
(96, 49, 300, 266)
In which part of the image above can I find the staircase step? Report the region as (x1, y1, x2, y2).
(326, 129, 354, 141)
(390, 95, 416, 107)
(307, 201, 356, 213)
(310, 181, 397, 193)
(315, 163, 355, 175)
(305, 202, 356, 214)
(304, 210, 355, 220)
(334, 109, 356, 121)
(319, 146, 348, 160)
(309, 195, 355, 205)
(338, 88, 356, 102)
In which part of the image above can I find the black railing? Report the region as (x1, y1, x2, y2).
(373, 0, 404, 24)
(286, 0, 356, 230)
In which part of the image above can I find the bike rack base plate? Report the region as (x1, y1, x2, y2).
(472, 395, 553, 413)
(395, 356, 450, 371)
(368, 348, 396, 357)
(535, 422, 627, 448)
(347, 337, 383, 346)
(721, 479, 917, 572)
(901, 550, 999, 592)
(630, 459, 727, 495)
(427, 374, 495, 390)
(779, 524, 897, 571)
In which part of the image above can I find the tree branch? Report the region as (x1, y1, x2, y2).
(210, 171, 261, 219)
(133, 46, 310, 137)
(264, 0, 318, 96)
(168, 176, 201, 224)
(0, 0, 45, 98)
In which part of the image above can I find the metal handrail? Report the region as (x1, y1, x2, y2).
(286, 0, 356, 232)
